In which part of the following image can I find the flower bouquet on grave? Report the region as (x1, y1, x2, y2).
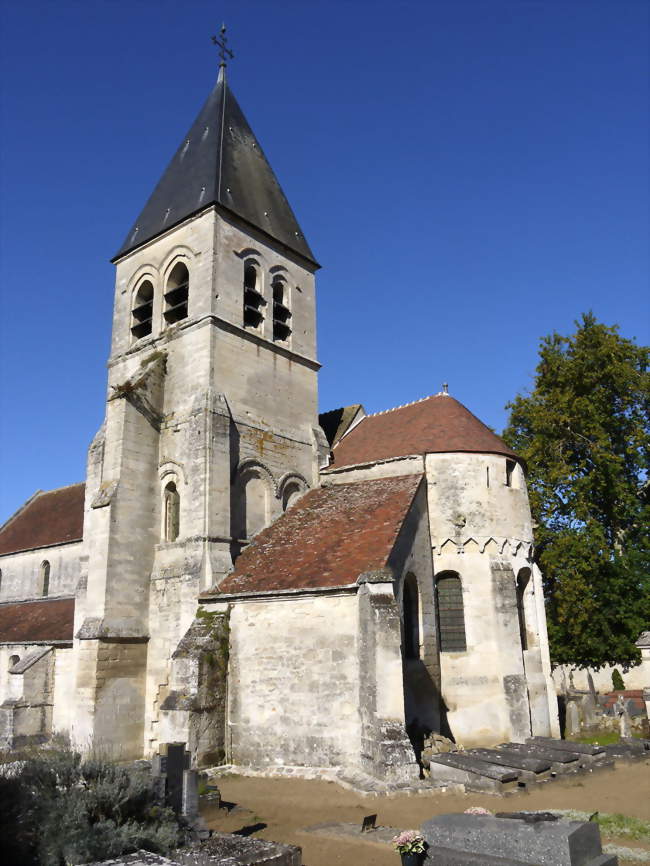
(391, 829, 427, 865)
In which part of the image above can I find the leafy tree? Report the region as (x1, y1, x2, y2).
(504, 313, 650, 669)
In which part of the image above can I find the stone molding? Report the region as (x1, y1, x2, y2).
(432, 536, 533, 557)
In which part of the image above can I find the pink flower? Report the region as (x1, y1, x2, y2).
(391, 830, 426, 853)
(464, 806, 493, 815)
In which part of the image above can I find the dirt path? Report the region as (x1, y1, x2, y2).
(202, 759, 650, 866)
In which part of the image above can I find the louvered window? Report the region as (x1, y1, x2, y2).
(436, 574, 466, 652)
(131, 280, 154, 340)
(243, 263, 264, 328)
(164, 263, 189, 325)
(272, 275, 291, 341)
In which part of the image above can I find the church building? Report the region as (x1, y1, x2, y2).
(0, 53, 560, 782)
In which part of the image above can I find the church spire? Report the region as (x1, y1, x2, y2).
(113, 38, 316, 266)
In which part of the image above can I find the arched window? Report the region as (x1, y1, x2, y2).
(516, 567, 531, 651)
(9, 654, 20, 670)
(505, 458, 516, 488)
(271, 275, 291, 341)
(131, 279, 154, 340)
(243, 262, 264, 328)
(281, 481, 302, 511)
(403, 573, 421, 659)
(436, 572, 466, 652)
(164, 262, 189, 324)
(40, 561, 50, 597)
(163, 482, 180, 542)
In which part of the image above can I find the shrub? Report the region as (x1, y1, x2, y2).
(611, 668, 625, 691)
(0, 746, 186, 866)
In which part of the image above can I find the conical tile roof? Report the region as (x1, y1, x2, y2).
(329, 394, 520, 469)
(114, 69, 316, 265)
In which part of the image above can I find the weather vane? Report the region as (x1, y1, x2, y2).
(211, 24, 234, 68)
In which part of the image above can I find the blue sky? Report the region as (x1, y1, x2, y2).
(0, 0, 648, 522)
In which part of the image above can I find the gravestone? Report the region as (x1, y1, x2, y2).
(421, 813, 617, 866)
(565, 700, 580, 736)
(617, 701, 632, 739)
(182, 769, 199, 822)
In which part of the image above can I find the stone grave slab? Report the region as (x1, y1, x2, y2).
(465, 749, 551, 781)
(174, 833, 301, 866)
(428, 753, 520, 793)
(498, 742, 582, 774)
(528, 737, 604, 757)
(421, 813, 618, 866)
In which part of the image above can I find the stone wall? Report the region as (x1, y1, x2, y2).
(0, 541, 82, 602)
(227, 592, 362, 770)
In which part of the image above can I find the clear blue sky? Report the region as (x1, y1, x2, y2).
(0, 0, 648, 522)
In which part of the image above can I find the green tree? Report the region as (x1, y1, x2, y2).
(504, 313, 650, 669)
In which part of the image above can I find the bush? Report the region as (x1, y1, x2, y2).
(611, 668, 625, 691)
(0, 746, 186, 866)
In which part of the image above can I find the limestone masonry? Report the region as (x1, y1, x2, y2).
(0, 62, 562, 779)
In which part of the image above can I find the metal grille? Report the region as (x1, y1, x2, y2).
(436, 575, 466, 652)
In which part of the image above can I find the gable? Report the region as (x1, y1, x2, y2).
(0, 483, 85, 556)
(211, 474, 423, 596)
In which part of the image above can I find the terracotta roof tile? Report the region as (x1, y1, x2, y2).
(212, 474, 422, 595)
(0, 483, 85, 556)
(330, 394, 519, 470)
(0, 597, 75, 643)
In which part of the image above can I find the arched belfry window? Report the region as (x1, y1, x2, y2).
(163, 482, 180, 542)
(436, 572, 467, 652)
(243, 262, 264, 328)
(164, 262, 189, 325)
(271, 275, 291, 342)
(131, 279, 154, 340)
(403, 573, 421, 659)
(516, 567, 531, 651)
(40, 561, 50, 597)
(9, 655, 20, 670)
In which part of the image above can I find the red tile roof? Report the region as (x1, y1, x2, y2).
(0, 597, 75, 643)
(0, 483, 85, 556)
(212, 474, 423, 595)
(329, 395, 519, 470)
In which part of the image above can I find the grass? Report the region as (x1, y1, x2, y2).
(568, 731, 642, 745)
(554, 811, 650, 843)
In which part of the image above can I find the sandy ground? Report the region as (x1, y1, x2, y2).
(202, 759, 650, 866)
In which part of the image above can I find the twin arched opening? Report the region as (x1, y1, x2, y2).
(130, 260, 190, 344)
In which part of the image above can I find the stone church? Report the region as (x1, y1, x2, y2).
(0, 59, 560, 781)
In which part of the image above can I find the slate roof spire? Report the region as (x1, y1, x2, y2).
(113, 56, 316, 265)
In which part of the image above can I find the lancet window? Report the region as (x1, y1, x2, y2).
(403, 573, 421, 660)
(516, 568, 531, 651)
(40, 560, 50, 597)
(163, 482, 180, 542)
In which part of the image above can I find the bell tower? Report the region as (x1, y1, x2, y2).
(72, 44, 322, 757)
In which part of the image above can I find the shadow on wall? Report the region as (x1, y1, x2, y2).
(404, 658, 452, 763)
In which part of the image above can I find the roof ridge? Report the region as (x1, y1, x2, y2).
(364, 394, 434, 418)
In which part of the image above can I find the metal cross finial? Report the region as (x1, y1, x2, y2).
(211, 23, 234, 68)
